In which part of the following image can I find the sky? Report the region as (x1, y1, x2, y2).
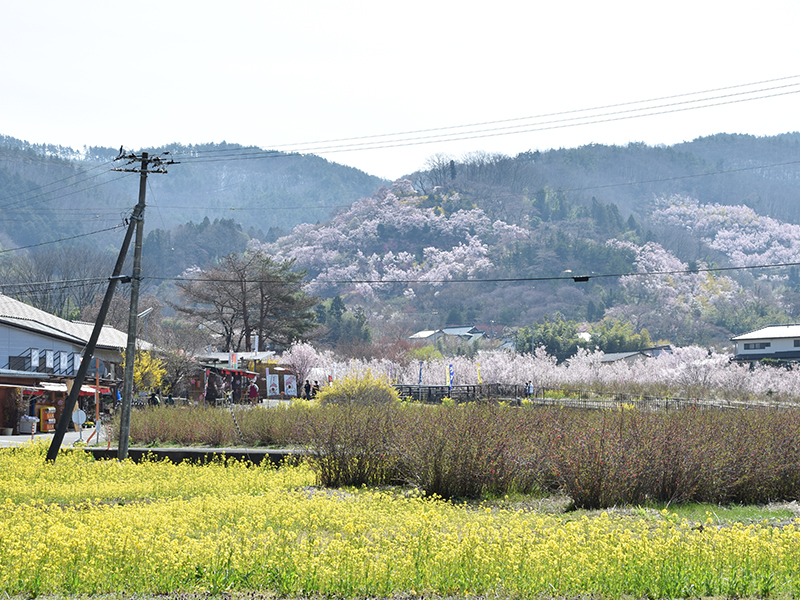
(2, 1, 799, 180)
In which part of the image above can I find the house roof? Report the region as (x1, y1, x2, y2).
(409, 330, 440, 339)
(600, 351, 647, 363)
(0, 294, 132, 350)
(410, 326, 485, 342)
(731, 324, 800, 341)
(441, 326, 483, 338)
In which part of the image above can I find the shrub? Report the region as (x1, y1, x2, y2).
(395, 403, 520, 500)
(315, 371, 399, 405)
(301, 403, 398, 487)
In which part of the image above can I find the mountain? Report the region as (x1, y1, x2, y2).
(4, 132, 800, 350)
(0, 136, 387, 250)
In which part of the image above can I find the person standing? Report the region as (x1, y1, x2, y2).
(304, 380, 312, 400)
(248, 381, 259, 404)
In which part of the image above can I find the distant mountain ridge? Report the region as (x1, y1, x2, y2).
(0, 136, 387, 250)
(4, 132, 800, 349)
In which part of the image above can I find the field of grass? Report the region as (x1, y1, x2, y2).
(3, 442, 800, 598)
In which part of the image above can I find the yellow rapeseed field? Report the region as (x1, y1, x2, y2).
(2, 442, 800, 598)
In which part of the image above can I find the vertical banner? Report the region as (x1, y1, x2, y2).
(284, 374, 297, 397)
(253, 334, 259, 353)
(477, 362, 482, 384)
(46, 350, 54, 370)
(31, 349, 39, 369)
(267, 374, 279, 396)
(448, 364, 454, 391)
(418, 360, 423, 385)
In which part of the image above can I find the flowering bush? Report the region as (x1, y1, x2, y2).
(315, 370, 399, 405)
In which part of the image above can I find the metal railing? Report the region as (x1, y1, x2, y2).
(392, 384, 795, 410)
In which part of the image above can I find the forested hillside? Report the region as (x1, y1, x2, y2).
(0, 137, 386, 250)
(2, 132, 800, 353)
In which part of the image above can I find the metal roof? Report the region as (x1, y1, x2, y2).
(0, 294, 132, 350)
(0, 368, 49, 380)
(409, 330, 440, 339)
(730, 324, 800, 341)
(600, 351, 647, 363)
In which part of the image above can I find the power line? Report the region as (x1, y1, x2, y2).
(0, 277, 108, 289)
(170, 74, 800, 158)
(170, 82, 800, 161)
(0, 279, 109, 296)
(0, 158, 118, 206)
(139, 258, 800, 287)
(43, 157, 798, 215)
(0, 172, 134, 211)
(0, 224, 127, 254)
(6, 255, 799, 298)
(1, 75, 796, 223)
(2, 75, 796, 214)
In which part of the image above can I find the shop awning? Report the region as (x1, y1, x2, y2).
(22, 383, 111, 395)
(201, 364, 259, 378)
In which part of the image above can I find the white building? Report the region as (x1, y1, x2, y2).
(730, 324, 800, 362)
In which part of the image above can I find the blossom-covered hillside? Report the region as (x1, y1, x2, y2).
(252, 177, 800, 348)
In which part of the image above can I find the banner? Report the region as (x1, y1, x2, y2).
(448, 364, 454, 391)
(267, 374, 279, 396)
(418, 360, 423, 385)
(477, 362, 482, 384)
(284, 374, 297, 397)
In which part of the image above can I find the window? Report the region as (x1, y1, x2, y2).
(744, 342, 771, 350)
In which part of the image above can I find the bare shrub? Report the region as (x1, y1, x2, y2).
(301, 403, 398, 487)
(395, 403, 520, 500)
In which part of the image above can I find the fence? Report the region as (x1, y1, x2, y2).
(392, 384, 793, 411)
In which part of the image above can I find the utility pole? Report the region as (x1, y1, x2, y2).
(46, 202, 142, 462)
(114, 151, 175, 461)
(46, 150, 175, 463)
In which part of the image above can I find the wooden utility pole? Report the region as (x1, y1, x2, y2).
(117, 151, 148, 461)
(114, 151, 175, 461)
(46, 202, 142, 462)
(45, 150, 175, 463)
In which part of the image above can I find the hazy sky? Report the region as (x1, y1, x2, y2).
(2, 1, 799, 180)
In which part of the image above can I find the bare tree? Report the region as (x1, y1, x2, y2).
(1, 246, 114, 319)
(171, 251, 318, 352)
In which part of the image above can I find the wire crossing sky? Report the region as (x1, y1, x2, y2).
(2, 1, 799, 179)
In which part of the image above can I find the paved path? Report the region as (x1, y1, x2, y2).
(0, 426, 107, 449)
